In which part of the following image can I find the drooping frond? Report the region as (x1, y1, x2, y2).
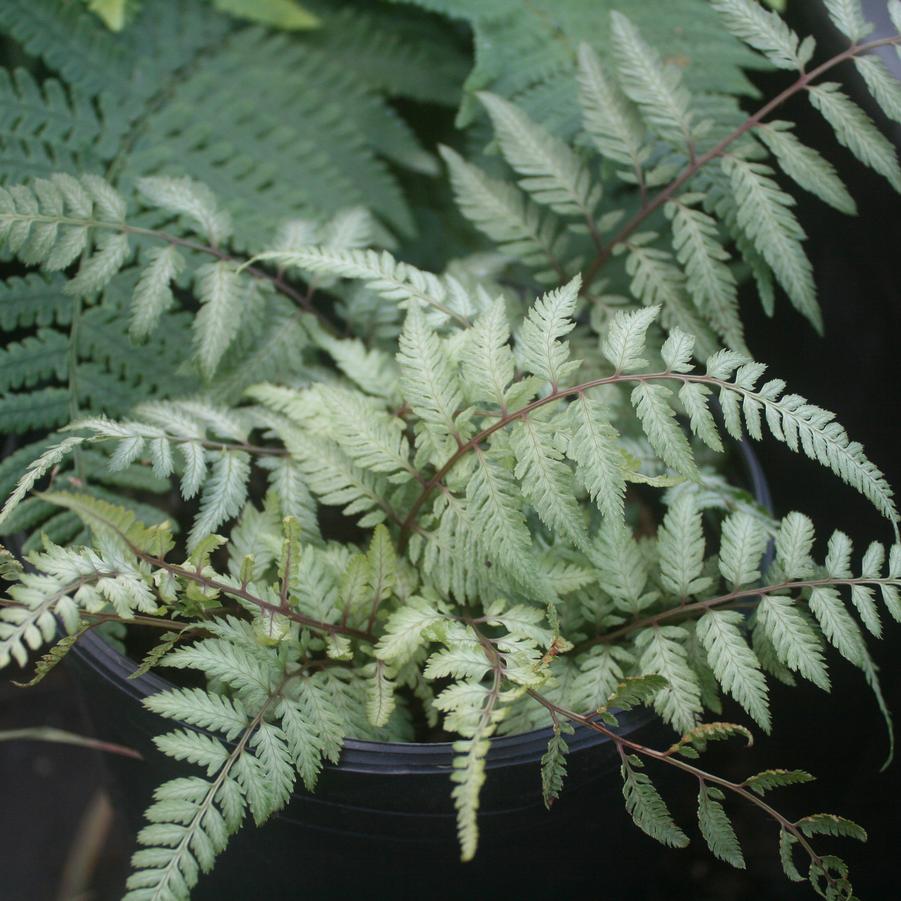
(756, 122, 857, 216)
(720, 156, 819, 331)
(711, 0, 812, 71)
(807, 83, 901, 193)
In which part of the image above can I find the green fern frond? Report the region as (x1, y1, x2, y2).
(566, 393, 626, 522)
(635, 626, 703, 733)
(755, 595, 829, 691)
(12, 622, 92, 688)
(451, 736, 491, 861)
(720, 156, 819, 331)
(657, 493, 709, 599)
(252, 247, 472, 326)
(397, 305, 467, 441)
(621, 755, 690, 848)
(665, 198, 745, 353)
(711, 0, 812, 71)
(610, 12, 696, 149)
(808, 83, 901, 192)
(576, 42, 646, 175)
(439, 145, 567, 281)
(756, 121, 857, 215)
(698, 784, 745, 869)
(540, 724, 571, 809)
(510, 414, 587, 550)
(477, 92, 599, 220)
(631, 382, 699, 481)
(696, 610, 771, 732)
(467, 448, 537, 587)
(517, 276, 581, 387)
(854, 55, 901, 124)
(823, 0, 873, 43)
(623, 242, 719, 360)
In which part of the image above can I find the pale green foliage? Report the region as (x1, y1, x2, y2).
(719, 512, 769, 589)
(744, 768, 815, 796)
(667, 721, 753, 756)
(518, 276, 581, 386)
(808, 83, 901, 192)
(823, 0, 873, 43)
(600, 675, 669, 717)
(631, 382, 699, 480)
(665, 199, 745, 353)
(698, 785, 745, 868)
(636, 627, 703, 735)
(721, 156, 819, 331)
(3, 443, 900, 895)
(697, 609, 771, 732)
(439, 7, 899, 353)
(756, 122, 857, 216)
(451, 735, 491, 861)
(621, 755, 689, 848)
(254, 246, 478, 327)
(85, 0, 320, 32)
(0, 174, 128, 282)
(567, 394, 625, 521)
(1, 537, 156, 669)
(540, 724, 572, 809)
(854, 55, 901, 123)
(123, 621, 390, 901)
(657, 493, 709, 599)
(711, 0, 813, 71)
(137, 176, 233, 246)
(601, 305, 658, 373)
(756, 595, 830, 691)
(477, 93, 599, 219)
(610, 11, 696, 149)
(194, 263, 244, 379)
(0, 3, 899, 896)
(891, 0, 901, 35)
(0, 504, 413, 899)
(0, 0, 461, 541)
(130, 246, 185, 341)
(576, 43, 646, 175)
(439, 146, 565, 282)
(397, 305, 466, 437)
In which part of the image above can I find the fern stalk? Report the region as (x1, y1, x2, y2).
(0, 726, 142, 759)
(34, 498, 376, 642)
(399, 367, 896, 547)
(526, 687, 842, 895)
(0, 598, 187, 632)
(0, 209, 330, 329)
(582, 34, 901, 289)
(131, 551, 373, 643)
(581, 574, 901, 649)
(465, 615, 845, 895)
(140, 554, 374, 642)
(132, 675, 289, 901)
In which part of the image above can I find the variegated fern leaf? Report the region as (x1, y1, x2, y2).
(1, 3, 899, 900)
(440, 2, 900, 355)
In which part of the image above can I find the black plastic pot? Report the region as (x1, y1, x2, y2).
(70, 440, 771, 900)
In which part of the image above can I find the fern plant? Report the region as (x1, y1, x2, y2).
(0, 2, 900, 899)
(0, 0, 466, 548)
